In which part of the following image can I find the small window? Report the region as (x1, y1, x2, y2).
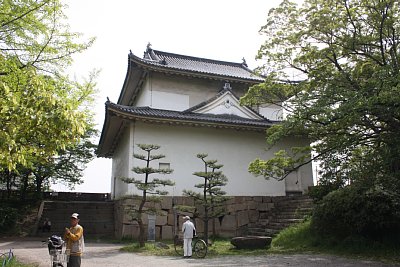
(159, 163, 170, 170)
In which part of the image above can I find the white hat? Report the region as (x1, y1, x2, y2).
(183, 216, 190, 220)
(71, 213, 79, 219)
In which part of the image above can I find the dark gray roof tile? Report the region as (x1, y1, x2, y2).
(130, 47, 264, 82)
(107, 102, 274, 128)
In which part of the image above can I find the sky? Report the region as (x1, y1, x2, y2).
(52, 0, 291, 193)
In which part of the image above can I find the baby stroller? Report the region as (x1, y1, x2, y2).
(46, 235, 69, 267)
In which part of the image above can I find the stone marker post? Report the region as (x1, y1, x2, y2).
(148, 214, 156, 241)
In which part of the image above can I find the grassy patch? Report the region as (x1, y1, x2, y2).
(119, 222, 400, 264)
(120, 238, 272, 257)
(2, 258, 38, 267)
(120, 241, 177, 256)
(270, 220, 400, 264)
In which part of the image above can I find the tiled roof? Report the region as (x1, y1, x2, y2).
(129, 46, 264, 83)
(107, 102, 274, 128)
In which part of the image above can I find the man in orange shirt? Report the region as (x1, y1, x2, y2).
(64, 213, 84, 267)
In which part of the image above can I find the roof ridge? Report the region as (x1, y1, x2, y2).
(153, 49, 245, 67)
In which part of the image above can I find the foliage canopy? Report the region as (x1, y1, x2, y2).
(242, 0, 400, 239)
(0, 0, 96, 171)
(242, 0, 400, 188)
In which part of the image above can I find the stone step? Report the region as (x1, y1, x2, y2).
(273, 206, 313, 212)
(271, 218, 304, 223)
(245, 195, 313, 237)
(247, 228, 279, 236)
(274, 214, 307, 220)
(274, 210, 311, 216)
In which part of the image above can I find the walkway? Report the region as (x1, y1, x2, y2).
(1, 238, 398, 267)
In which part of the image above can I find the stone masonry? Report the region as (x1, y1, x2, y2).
(114, 195, 313, 240)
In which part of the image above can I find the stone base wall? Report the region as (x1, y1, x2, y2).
(114, 196, 287, 240)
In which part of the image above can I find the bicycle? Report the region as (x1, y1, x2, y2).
(174, 234, 207, 258)
(0, 249, 13, 267)
(44, 235, 69, 267)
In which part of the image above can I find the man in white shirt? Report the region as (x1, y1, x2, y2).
(182, 215, 196, 258)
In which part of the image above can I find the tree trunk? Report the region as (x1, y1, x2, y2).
(35, 174, 44, 200)
(137, 216, 145, 247)
(203, 179, 209, 244)
(212, 217, 216, 239)
(20, 171, 30, 201)
(5, 170, 12, 200)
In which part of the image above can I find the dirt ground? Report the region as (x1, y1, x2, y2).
(1, 237, 398, 267)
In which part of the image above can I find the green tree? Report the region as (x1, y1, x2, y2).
(0, 127, 96, 200)
(121, 144, 174, 247)
(31, 128, 98, 194)
(241, 0, 400, 238)
(242, 0, 400, 187)
(183, 154, 229, 244)
(0, 0, 96, 171)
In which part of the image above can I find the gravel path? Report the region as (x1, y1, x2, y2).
(1, 238, 398, 267)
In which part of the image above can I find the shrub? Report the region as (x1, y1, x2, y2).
(0, 205, 19, 231)
(311, 184, 400, 239)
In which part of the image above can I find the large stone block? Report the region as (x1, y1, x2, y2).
(155, 226, 161, 240)
(221, 215, 236, 230)
(247, 201, 258, 210)
(194, 218, 216, 234)
(167, 213, 175, 226)
(173, 196, 184, 205)
(263, 196, 272, 203)
(155, 211, 168, 226)
(235, 203, 247, 211)
(253, 196, 263, 203)
(227, 204, 236, 214)
(183, 197, 194, 206)
(122, 223, 139, 239)
(162, 225, 173, 240)
(235, 196, 245, 204)
(161, 197, 173, 209)
(225, 198, 236, 205)
(144, 201, 161, 210)
(237, 210, 249, 227)
(248, 210, 260, 223)
(257, 203, 269, 211)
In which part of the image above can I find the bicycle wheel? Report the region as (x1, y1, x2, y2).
(193, 239, 207, 258)
(174, 236, 184, 256)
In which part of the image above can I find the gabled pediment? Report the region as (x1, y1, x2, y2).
(188, 89, 264, 120)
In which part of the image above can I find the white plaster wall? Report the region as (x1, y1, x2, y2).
(134, 73, 249, 110)
(120, 122, 312, 198)
(259, 104, 283, 121)
(111, 124, 134, 198)
(135, 79, 151, 107)
(279, 137, 314, 193)
(152, 91, 189, 111)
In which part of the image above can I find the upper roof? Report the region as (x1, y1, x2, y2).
(130, 44, 264, 83)
(118, 44, 264, 106)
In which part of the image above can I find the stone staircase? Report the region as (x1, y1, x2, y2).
(36, 201, 115, 238)
(246, 195, 313, 237)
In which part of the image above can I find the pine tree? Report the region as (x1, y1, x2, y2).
(183, 154, 229, 244)
(121, 144, 174, 247)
